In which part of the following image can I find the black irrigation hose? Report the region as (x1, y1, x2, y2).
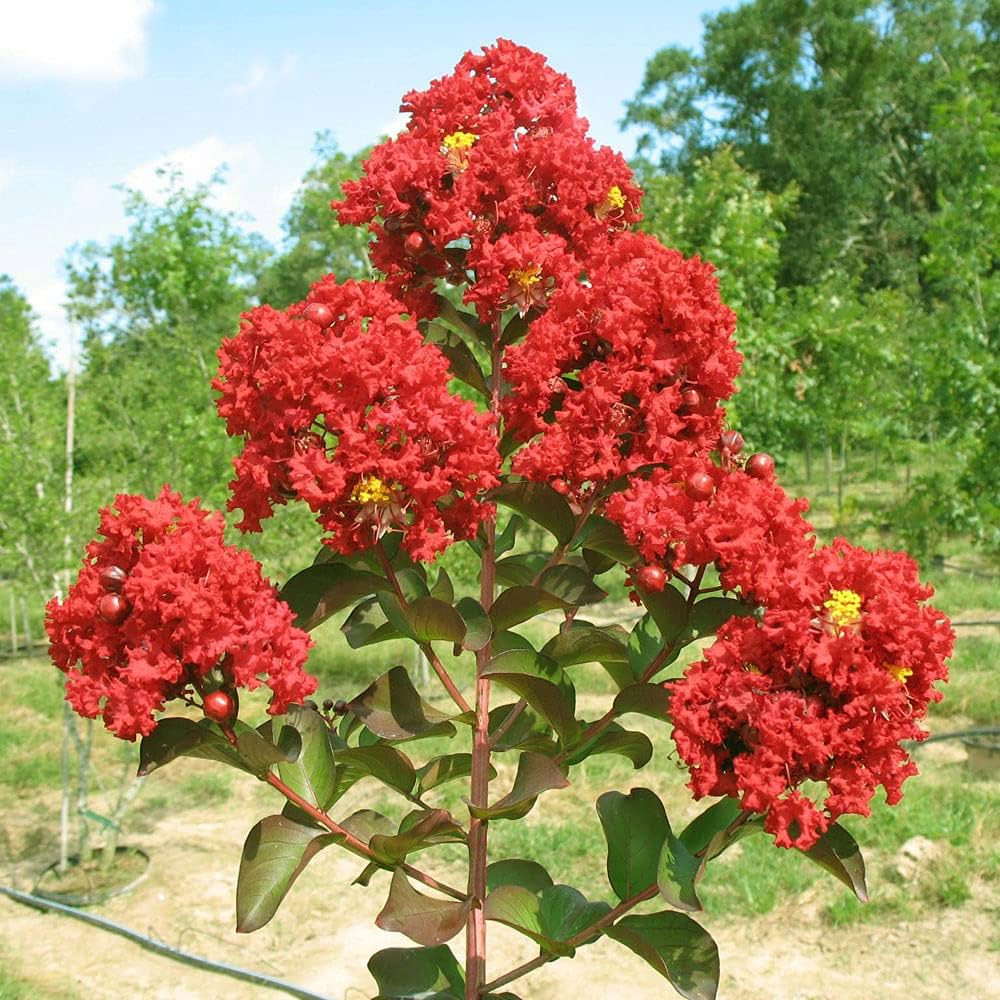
(0, 886, 332, 1000)
(907, 726, 1000, 747)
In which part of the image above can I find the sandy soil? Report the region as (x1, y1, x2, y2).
(2, 749, 998, 1000)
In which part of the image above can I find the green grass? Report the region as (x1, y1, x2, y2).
(0, 659, 67, 791)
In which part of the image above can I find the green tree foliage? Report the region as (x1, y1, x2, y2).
(257, 132, 372, 308)
(0, 277, 65, 590)
(625, 0, 993, 290)
(64, 172, 268, 509)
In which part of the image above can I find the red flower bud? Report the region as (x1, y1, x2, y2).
(98, 593, 130, 626)
(100, 565, 128, 593)
(202, 690, 236, 725)
(680, 388, 702, 410)
(302, 302, 334, 328)
(685, 472, 715, 501)
(636, 565, 667, 592)
(719, 430, 744, 454)
(746, 453, 775, 479)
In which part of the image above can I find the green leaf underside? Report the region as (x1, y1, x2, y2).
(597, 788, 669, 901)
(627, 614, 664, 679)
(416, 753, 497, 796)
(236, 815, 335, 932)
(679, 798, 745, 855)
(541, 622, 629, 668)
(491, 481, 576, 544)
(332, 744, 416, 801)
(490, 585, 570, 631)
(536, 564, 607, 606)
(613, 682, 673, 721)
(469, 752, 570, 821)
(658, 825, 704, 912)
(339, 809, 396, 845)
(273, 704, 337, 810)
(342, 597, 404, 648)
(369, 809, 465, 864)
(482, 648, 577, 741)
(376, 869, 470, 947)
(368, 945, 465, 1000)
(347, 665, 455, 741)
(802, 822, 869, 902)
(606, 911, 720, 1000)
(484, 883, 611, 957)
(642, 586, 689, 644)
(378, 591, 468, 645)
(455, 596, 492, 651)
(278, 563, 385, 630)
(689, 597, 758, 637)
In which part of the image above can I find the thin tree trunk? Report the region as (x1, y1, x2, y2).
(8, 591, 16, 655)
(873, 442, 880, 496)
(823, 436, 833, 495)
(20, 596, 32, 652)
(804, 439, 812, 484)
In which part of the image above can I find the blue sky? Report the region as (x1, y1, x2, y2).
(0, 0, 727, 366)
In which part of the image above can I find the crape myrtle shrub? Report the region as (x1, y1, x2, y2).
(47, 40, 952, 1000)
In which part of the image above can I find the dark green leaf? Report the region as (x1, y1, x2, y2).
(429, 567, 455, 604)
(538, 884, 611, 947)
(347, 666, 455, 741)
(488, 704, 553, 754)
(234, 726, 295, 774)
(456, 596, 492, 651)
(500, 310, 529, 346)
(689, 597, 758, 638)
(642, 585, 688, 644)
(342, 597, 404, 648)
(564, 724, 653, 768)
(571, 515, 639, 563)
(368, 944, 465, 1000)
(430, 328, 490, 396)
(486, 859, 554, 895)
(658, 825, 703, 912)
(802, 822, 869, 902)
(583, 547, 616, 575)
(606, 911, 720, 1000)
(378, 592, 467, 645)
(627, 614, 663, 679)
(494, 551, 548, 587)
(537, 564, 607, 606)
(278, 563, 385, 631)
(138, 717, 253, 777)
(273, 704, 337, 810)
(542, 622, 629, 669)
(468, 752, 569, 821)
(482, 649, 578, 743)
(435, 292, 492, 348)
(679, 798, 745, 855)
(597, 788, 669, 901)
(495, 514, 523, 557)
(235, 815, 334, 932)
(339, 809, 396, 845)
(376, 869, 470, 947)
(491, 482, 576, 544)
(490, 585, 569, 631)
(416, 753, 495, 796)
(333, 744, 416, 800)
(613, 682, 673, 721)
(370, 809, 466, 864)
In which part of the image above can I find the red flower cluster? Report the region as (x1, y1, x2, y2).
(668, 539, 952, 848)
(214, 276, 500, 561)
(607, 461, 814, 606)
(334, 38, 642, 322)
(45, 489, 315, 741)
(503, 233, 740, 494)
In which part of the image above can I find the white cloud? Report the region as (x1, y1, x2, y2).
(228, 52, 298, 98)
(0, 0, 154, 82)
(376, 112, 409, 139)
(122, 135, 294, 242)
(0, 158, 15, 194)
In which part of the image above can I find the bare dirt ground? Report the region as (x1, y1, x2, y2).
(2, 748, 998, 1000)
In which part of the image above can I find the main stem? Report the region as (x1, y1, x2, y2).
(466, 323, 503, 998)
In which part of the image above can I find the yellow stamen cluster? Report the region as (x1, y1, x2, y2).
(605, 185, 626, 209)
(823, 589, 863, 630)
(887, 664, 913, 683)
(745, 663, 762, 674)
(509, 264, 543, 290)
(350, 476, 393, 505)
(442, 130, 477, 152)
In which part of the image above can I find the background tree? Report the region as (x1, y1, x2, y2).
(0, 277, 65, 593)
(64, 172, 268, 513)
(256, 132, 372, 308)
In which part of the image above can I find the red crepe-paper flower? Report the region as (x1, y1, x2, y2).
(607, 463, 814, 606)
(668, 540, 952, 849)
(334, 39, 642, 323)
(45, 488, 315, 741)
(502, 233, 740, 496)
(214, 276, 500, 561)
